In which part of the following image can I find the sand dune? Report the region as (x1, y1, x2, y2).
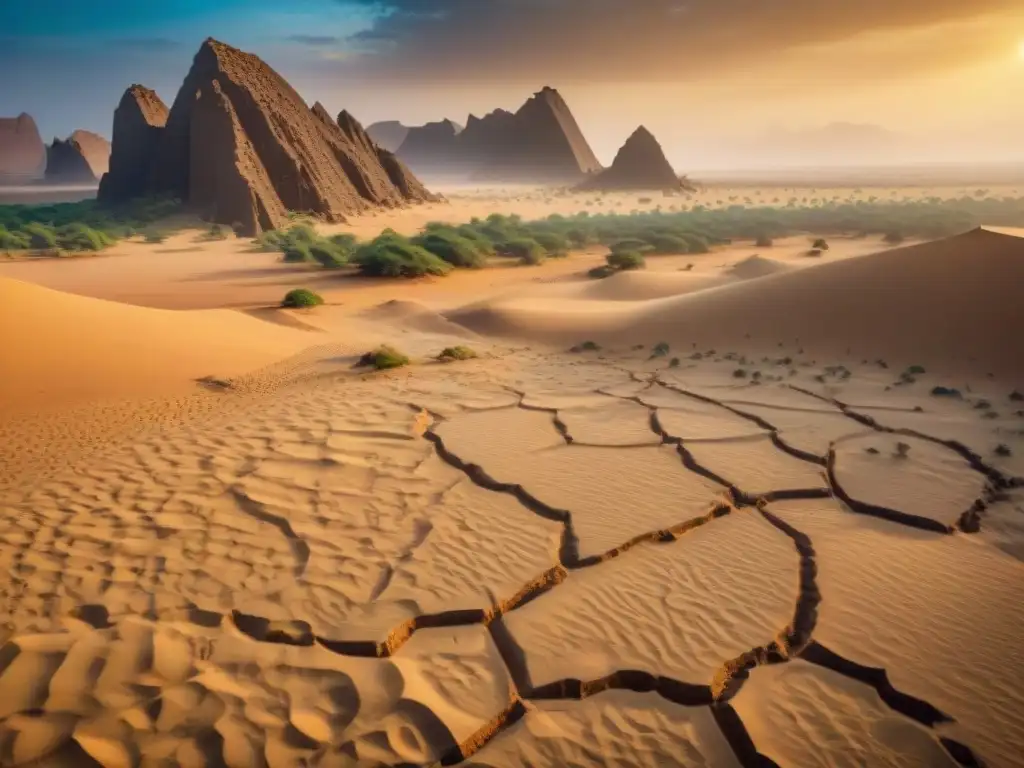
(1, 202, 1022, 767)
(0, 276, 312, 409)
(724, 253, 793, 279)
(450, 227, 1024, 380)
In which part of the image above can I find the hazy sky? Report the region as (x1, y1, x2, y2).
(2, 0, 1023, 168)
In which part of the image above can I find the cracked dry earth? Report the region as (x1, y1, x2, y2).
(1, 352, 1023, 767)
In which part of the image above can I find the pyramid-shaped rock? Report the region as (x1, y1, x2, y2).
(381, 87, 600, 184)
(0, 113, 46, 184)
(98, 86, 169, 201)
(99, 38, 436, 234)
(471, 87, 602, 183)
(578, 126, 689, 191)
(45, 130, 111, 183)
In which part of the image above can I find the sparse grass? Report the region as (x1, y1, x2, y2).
(995, 443, 1013, 457)
(436, 345, 478, 362)
(669, 357, 680, 368)
(570, 340, 601, 353)
(931, 386, 963, 398)
(1010, 390, 1024, 402)
(652, 342, 670, 358)
(357, 344, 410, 370)
(894, 441, 911, 458)
(733, 368, 748, 378)
(281, 288, 323, 308)
(906, 365, 926, 375)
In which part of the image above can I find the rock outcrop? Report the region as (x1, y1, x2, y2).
(0, 113, 46, 184)
(382, 87, 600, 184)
(577, 126, 691, 192)
(470, 87, 602, 183)
(366, 121, 410, 152)
(97, 86, 169, 202)
(45, 130, 111, 184)
(395, 119, 463, 177)
(99, 38, 435, 234)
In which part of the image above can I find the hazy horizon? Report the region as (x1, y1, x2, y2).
(2, 0, 1023, 171)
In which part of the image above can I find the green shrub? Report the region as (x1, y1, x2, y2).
(812, 238, 830, 250)
(643, 233, 690, 254)
(532, 231, 570, 257)
(143, 230, 168, 244)
(606, 250, 646, 271)
(56, 223, 115, 252)
(354, 233, 453, 277)
(23, 222, 58, 250)
(0, 226, 30, 250)
(931, 386, 962, 398)
(437, 345, 478, 362)
(308, 241, 348, 268)
(652, 342, 670, 357)
(282, 244, 315, 263)
(281, 288, 324, 308)
(500, 238, 546, 265)
(754, 234, 773, 247)
(358, 344, 410, 370)
(414, 230, 487, 268)
(883, 231, 905, 244)
(680, 233, 709, 253)
(669, 357, 680, 368)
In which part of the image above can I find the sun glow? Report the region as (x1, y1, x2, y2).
(1019, 39, 1024, 60)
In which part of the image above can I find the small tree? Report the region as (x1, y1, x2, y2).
(606, 250, 646, 271)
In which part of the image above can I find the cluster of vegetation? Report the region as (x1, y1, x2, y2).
(436, 345, 478, 362)
(357, 345, 411, 370)
(281, 288, 324, 308)
(0, 197, 181, 254)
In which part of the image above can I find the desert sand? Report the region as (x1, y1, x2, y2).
(1, 190, 1023, 768)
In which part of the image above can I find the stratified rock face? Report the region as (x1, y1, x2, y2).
(366, 120, 410, 152)
(395, 119, 464, 177)
(97, 86, 168, 202)
(577, 126, 686, 191)
(45, 130, 111, 184)
(0, 113, 46, 184)
(102, 38, 435, 234)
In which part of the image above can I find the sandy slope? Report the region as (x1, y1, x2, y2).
(1, 217, 1023, 765)
(450, 227, 1024, 380)
(0, 275, 312, 409)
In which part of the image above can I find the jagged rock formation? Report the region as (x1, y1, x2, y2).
(366, 121, 410, 152)
(395, 119, 464, 177)
(471, 87, 602, 183)
(45, 130, 111, 184)
(97, 86, 169, 202)
(578, 126, 690, 191)
(98, 38, 436, 234)
(0, 113, 46, 184)
(385, 87, 600, 184)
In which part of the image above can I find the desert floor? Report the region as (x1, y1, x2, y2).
(1, 187, 1023, 767)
